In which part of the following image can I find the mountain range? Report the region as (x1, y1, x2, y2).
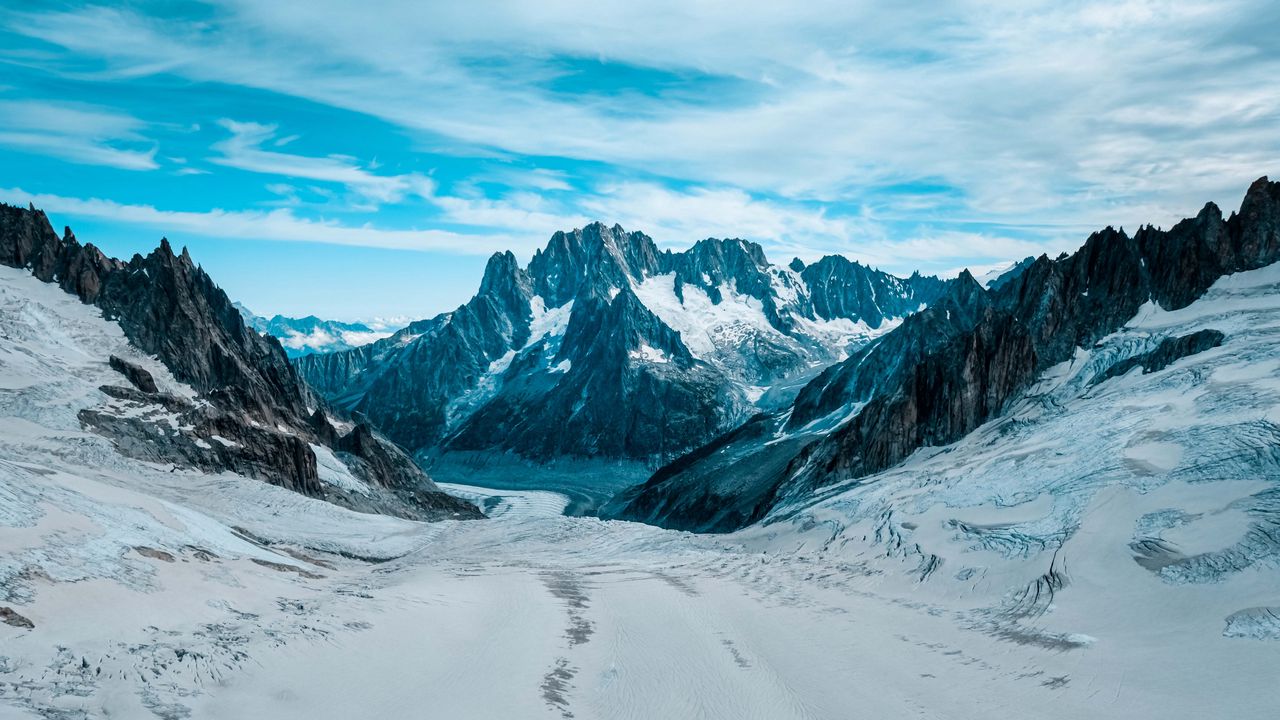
(605, 177, 1280, 531)
(296, 223, 948, 484)
(9, 176, 1274, 534)
(234, 303, 399, 358)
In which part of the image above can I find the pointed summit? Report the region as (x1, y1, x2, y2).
(527, 222, 661, 306)
(478, 249, 532, 318)
(479, 250, 521, 294)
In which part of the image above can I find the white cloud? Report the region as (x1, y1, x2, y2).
(210, 119, 435, 205)
(579, 181, 1067, 274)
(481, 168, 575, 192)
(427, 188, 582, 233)
(0, 187, 528, 256)
(4, 1, 1277, 265)
(581, 182, 856, 246)
(0, 100, 158, 170)
(846, 230, 1065, 275)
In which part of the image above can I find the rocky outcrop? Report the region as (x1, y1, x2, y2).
(0, 202, 481, 521)
(602, 413, 815, 532)
(108, 355, 158, 393)
(293, 338, 387, 401)
(0, 205, 308, 428)
(780, 305, 1034, 500)
(799, 257, 946, 328)
(80, 399, 323, 495)
(786, 270, 995, 428)
(298, 221, 946, 470)
(526, 223, 660, 306)
(667, 238, 788, 329)
(611, 177, 1280, 532)
(1092, 329, 1226, 385)
(0, 606, 34, 630)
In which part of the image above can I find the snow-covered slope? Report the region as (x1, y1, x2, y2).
(630, 268, 903, 380)
(0, 265, 451, 519)
(4, 329, 1277, 720)
(766, 259, 1280, 607)
(0, 269, 450, 716)
(0, 203, 480, 522)
(1, 261, 1276, 718)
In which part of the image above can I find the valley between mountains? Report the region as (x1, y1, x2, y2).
(1, 179, 1278, 719)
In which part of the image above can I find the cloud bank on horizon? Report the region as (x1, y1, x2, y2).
(1, 0, 1277, 318)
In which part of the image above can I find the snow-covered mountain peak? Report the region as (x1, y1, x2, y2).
(297, 222, 947, 470)
(234, 302, 398, 358)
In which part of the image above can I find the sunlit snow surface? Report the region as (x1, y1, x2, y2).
(1, 264, 1278, 718)
(632, 271, 897, 366)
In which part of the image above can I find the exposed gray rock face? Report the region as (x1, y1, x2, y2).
(786, 269, 998, 429)
(446, 290, 733, 463)
(79, 395, 323, 496)
(799, 256, 944, 327)
(0, 606, 33, 630)
(297, 222, 946, 468)
(610, 177, 1280, 532)
(291, 337, 391, 404)
(0, 203, 481, 522)
(108, 355, 158, 393)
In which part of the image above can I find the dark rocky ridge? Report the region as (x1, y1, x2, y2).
(297, 222, 947, 470)
(0, 203, 481, 521)
(798, 256, 943, 328)
(984, 256, 1037, 292)
(609, 177, 1280, 532)
(1090, 329, 1225, 385)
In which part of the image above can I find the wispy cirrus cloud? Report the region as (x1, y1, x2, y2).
(0, 100, 158, 170)
(8, 0, 1276, 227)
(578, 181, 1068, 275)
(210, 119, 435, 206)
(1, 180, 1065, 280)
(0, 186, 527, 255)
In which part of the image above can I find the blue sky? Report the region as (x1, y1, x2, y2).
(2, 1, 1277, 320)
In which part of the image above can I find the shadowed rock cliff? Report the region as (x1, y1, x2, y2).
(609, 177, 1280, 532)
(0, 203, 481, 521)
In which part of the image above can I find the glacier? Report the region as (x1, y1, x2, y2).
(1, 259, 1279, 718)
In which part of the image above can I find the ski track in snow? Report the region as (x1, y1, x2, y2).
(2, 263, 1279, 718)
